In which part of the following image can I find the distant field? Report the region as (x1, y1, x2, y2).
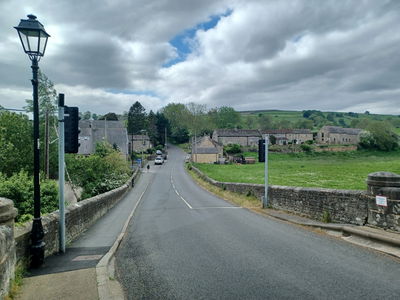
(194, 150, 400, 190)
(239, 109, 400, 130)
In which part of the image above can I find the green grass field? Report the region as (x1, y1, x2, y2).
(194, 150, 400, 190)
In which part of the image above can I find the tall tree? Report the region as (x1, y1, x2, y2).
(146, 110, 158, 146)
(155, 112, 170, 146)
(25, 71, 58, 178)
(213, 106, 241, 129)
(127, 101, 147, 134)
(0, 111, 33, 176)
(99, 112, 119, 121)
(161, 103, 190, 143)
(82, 111, 92, 120)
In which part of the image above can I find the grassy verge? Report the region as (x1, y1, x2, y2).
(194, 150, 400, 190)
(176, 143, 191, 153)
(186, 165, 261, 209)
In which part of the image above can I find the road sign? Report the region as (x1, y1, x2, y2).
(376, 195, 388, 207)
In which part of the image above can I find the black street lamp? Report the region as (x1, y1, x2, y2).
(15, 14, 50, 268)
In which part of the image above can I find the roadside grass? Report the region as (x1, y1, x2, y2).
(5, 262, 26, 299)
(176, 143, 191, 153)
(186, 167, 261, 208)
(194, 150, 400, 190)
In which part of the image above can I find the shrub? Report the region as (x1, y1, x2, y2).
(300, 144, 313, 152)
(66, 142, 132, 199)
(0, 171, 58, 223)
(224, 144, 242, 154)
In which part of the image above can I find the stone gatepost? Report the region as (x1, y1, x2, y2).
(366, 172, 400, 231)
(0, 197, 18, 298)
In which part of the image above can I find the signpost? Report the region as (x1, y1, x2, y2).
(375, 195, 388, 207)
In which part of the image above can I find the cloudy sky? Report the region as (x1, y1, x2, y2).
(1, 0, 400, 115)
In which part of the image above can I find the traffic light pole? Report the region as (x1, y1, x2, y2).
(263, 135, 269, 209)
(58, 94, 66, 253)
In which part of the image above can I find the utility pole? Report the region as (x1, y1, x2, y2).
(58, 94, 65, 253)
(263, 135, 269, 208)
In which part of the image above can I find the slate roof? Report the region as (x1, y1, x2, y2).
(262, 129, 312, 135)
(78, 120, 128, 155)
(321, 126, 362, 135)
(213, 129, 261, 137)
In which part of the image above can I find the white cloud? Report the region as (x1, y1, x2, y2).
(1, 0, 400, 116)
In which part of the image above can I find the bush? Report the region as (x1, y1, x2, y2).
(358, 122, 399, 151)
(300, 144, 313, 152)
(0, 171, 58, 223)
(66, 142, 132, 199)
(224, 144, 242, 154)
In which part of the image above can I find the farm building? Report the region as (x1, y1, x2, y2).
(316, 126, 363, 145)
(261, 129, 313, 145)
(212, 128, 313, 146)
(78, 120, 129, 156)
(192, 135, 223, 163)
(212, 129, 261, 147)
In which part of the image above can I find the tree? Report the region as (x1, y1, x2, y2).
(92, 113, 99, 120)
(155, 112, 170, 146)
(359, 121, 399, 151)
(209, 106, 241, 129)
(82, 111, 91, 120)
(127, 101, 146, 134)
(162, 103, 190, 143)
(0, 111, 33, 176)
(146, 110, 158, 146)
(24, 71, 58, 178)
(99, 112, 119, 121)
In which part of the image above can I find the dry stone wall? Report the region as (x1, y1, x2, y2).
(15, 170, 140, 266)
(191, 166, 399, 231)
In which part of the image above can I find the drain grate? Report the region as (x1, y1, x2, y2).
(72, 254, 103, 261)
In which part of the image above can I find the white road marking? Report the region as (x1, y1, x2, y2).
(191, 207, 242, 210)
(170, 172, 193, 209)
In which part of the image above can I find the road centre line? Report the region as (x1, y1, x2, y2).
(170, 172, 193, 209)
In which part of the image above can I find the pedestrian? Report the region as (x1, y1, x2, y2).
(147, 164, 150, 172)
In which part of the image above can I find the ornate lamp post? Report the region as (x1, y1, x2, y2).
(15, 14, 50, 267)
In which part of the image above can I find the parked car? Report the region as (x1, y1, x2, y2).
(156, 150, 162, 155)
(155, 156, 164, 165)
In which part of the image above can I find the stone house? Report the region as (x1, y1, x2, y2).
(78, 120, 129, 156)
(212, 128, 313, 146)
(262, 129, 313, 145)
(316, 126, 363, 144)
(212, 129, 261, 147)
(128, 134, 152, 154)
(192, 135, 223, 163)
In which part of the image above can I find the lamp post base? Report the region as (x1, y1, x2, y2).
(30, 217, 45, 268)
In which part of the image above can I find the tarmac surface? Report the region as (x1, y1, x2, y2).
(14, 151, 400, 299)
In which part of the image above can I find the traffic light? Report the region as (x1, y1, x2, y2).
(64, 106, 80, 153)
(258, 139, 265, 162)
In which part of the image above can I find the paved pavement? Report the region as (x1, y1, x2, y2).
(14, 147, 400, 299)
(15, 168, 153, 300)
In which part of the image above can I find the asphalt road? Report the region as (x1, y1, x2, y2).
(115, 146, 400, 299)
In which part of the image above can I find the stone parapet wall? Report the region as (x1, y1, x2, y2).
(0, 198, 18, 298)
(191, 165, 399, 231)
(15, 170, 140, 266)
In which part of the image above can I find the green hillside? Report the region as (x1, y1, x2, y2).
(239, 109, 400, 131)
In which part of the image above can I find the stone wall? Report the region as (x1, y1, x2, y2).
(191, 166, 400, 231)
(15, 170, 140, 266)
(0, 198, 18, 299)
